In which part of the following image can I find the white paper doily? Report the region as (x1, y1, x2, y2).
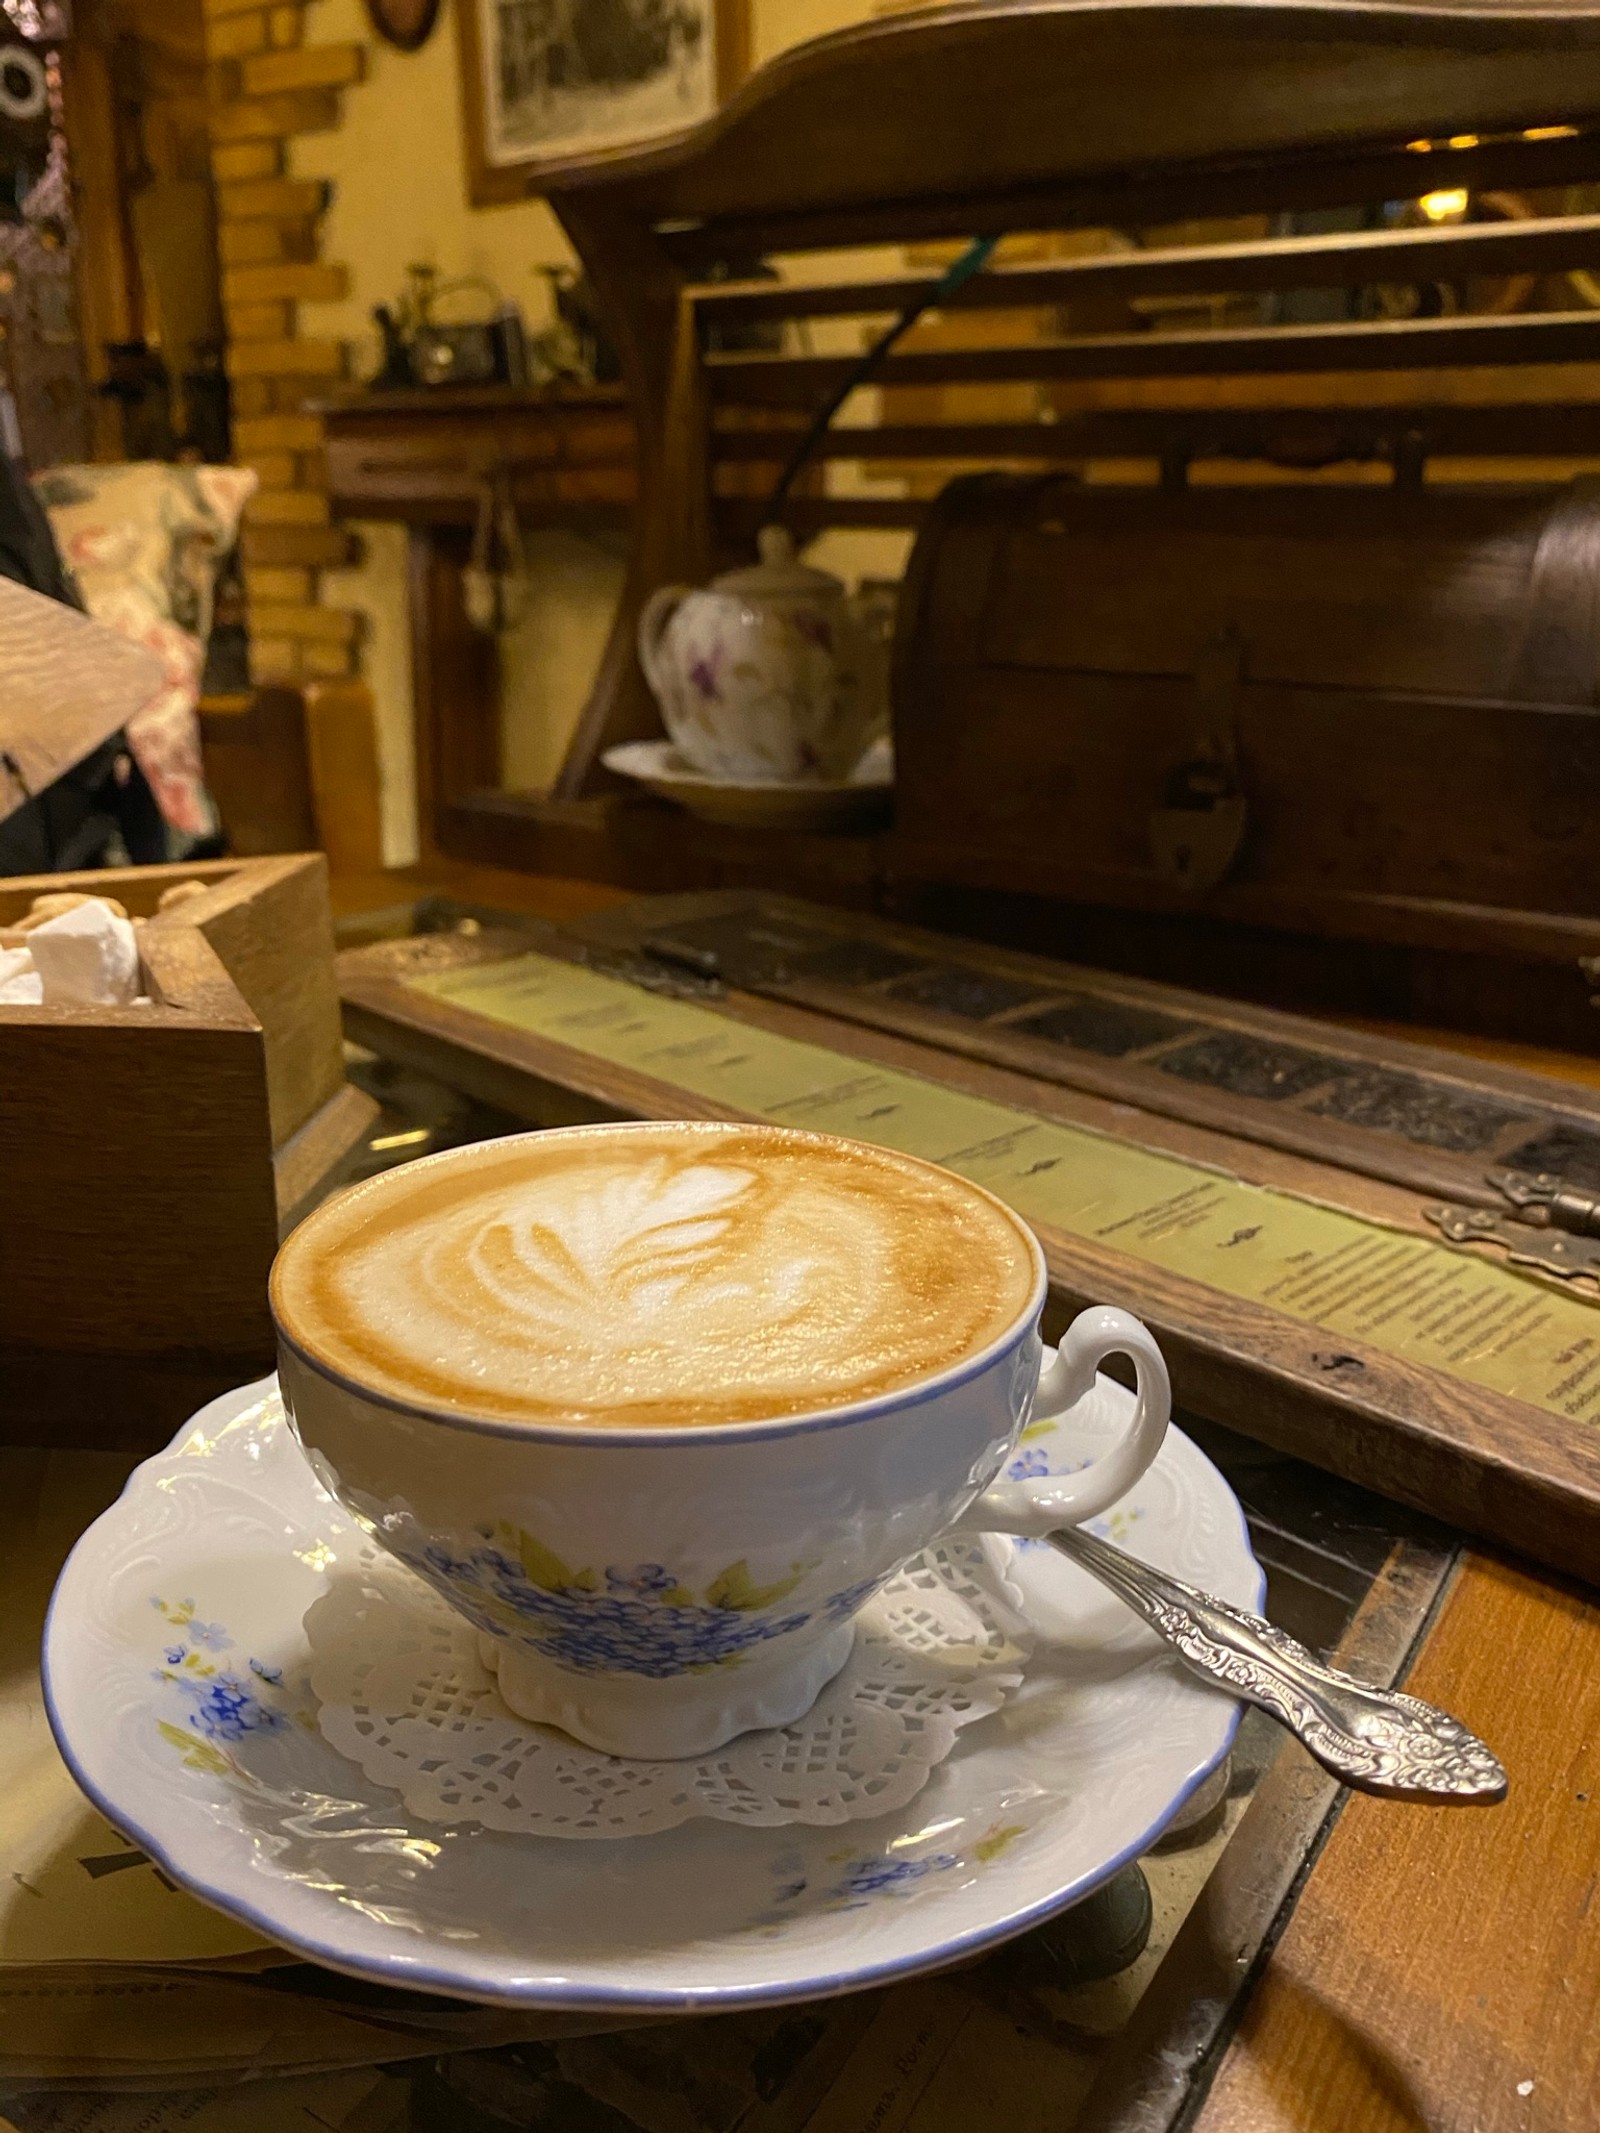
(305, 1537, 1034, 1839)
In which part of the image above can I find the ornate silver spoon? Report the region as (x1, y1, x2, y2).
(1048, 1526, 1507, 1803)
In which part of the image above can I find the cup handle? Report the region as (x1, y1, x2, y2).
(637, 584, 691, 707)
(957, 1306, 1172, 1539)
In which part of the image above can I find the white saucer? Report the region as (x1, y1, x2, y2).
(44, 1371, 1261, 2013)
(602, 739, 893, 831)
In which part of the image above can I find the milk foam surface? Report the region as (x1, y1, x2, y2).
(273, 1124, 1038, 1427)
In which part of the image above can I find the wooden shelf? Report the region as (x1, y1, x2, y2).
(308, 382, 628, 418)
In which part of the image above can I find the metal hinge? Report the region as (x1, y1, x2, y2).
(1425, 1167, 1600, 1287)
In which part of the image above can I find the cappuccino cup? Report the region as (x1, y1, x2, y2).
(271, 1122, 1171, 1759)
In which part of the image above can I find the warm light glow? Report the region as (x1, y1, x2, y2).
(369, 1127, 432, 1151)
(1420, 188, 1470, 222)
(1404, 125, 1575, 155)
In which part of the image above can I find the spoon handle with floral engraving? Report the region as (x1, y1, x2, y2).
(1047, 1525, 1507, 1803)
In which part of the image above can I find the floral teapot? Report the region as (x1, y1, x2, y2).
(637, 527, 888, 783)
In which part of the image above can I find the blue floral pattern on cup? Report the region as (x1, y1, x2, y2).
(379, 1518, 882, 1682)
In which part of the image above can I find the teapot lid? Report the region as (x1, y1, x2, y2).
(711, 525, 842, 598)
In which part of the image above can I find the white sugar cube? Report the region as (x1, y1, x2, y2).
(27, 897, 142, 1007)
(0, 945, 41, 1005)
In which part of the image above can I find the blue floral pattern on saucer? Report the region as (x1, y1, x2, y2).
(151, 1596, 294, 1771)
(753, 1823, 1028, 1926)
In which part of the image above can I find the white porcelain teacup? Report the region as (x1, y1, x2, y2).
(271, 1123, 1171, 1759)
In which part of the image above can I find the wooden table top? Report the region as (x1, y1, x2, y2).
(333, 859, 1600, 2132)
(328, 857, 628, 930)
(1196, 1553, 1599, 2132)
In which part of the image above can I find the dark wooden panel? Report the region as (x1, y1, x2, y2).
(973, 486, 1550, 692)
(658, 124, 1600, 270)
(689, 213, 1600, 325)
(885, 472, 1600, 997)
(713, 495, 929, 537)
(893, 828, 1600, 957)
(312, 385, 629, 418)
(898, 667, 1600, 912)
(408, 526, 500, 855)
(0, 1022, 274, 1352)
(315, 388, 635, 523)
(437, 788, 886, 905)
(198, 687, 318, 857)
(434, 789, 1600, 1047)
(548, 2, 1600, 237)
(323, 420, 636, 522)
(708, 312, 1600, 407)
(0, 1344, 281, 1454)
(710, 407, 1600, 464)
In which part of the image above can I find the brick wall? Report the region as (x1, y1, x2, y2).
(203, 0, 363, 685)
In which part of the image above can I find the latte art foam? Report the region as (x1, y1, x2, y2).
(272, 1124, 1038, 1428)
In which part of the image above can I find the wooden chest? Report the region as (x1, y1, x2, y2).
(891, 477, 1600, 1047)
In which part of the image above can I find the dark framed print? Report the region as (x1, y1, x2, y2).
(366, 0, 443, 52)
(457, 0, 750, 206)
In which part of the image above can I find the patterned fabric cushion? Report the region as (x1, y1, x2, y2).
(32, 462, 258, 838)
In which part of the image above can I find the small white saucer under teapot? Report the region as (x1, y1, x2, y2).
(637, 527, 888, 783)
(601, 737, 892, 832)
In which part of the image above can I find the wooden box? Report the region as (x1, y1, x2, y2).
(892, 477, 1600, 1048)
(0, 855, 378, 1449)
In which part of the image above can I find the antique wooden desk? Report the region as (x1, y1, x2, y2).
(318, 861, 1600, 2133)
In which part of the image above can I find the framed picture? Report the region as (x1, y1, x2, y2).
(457, 0, 750, 206)
(366, 0, 443, 49)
